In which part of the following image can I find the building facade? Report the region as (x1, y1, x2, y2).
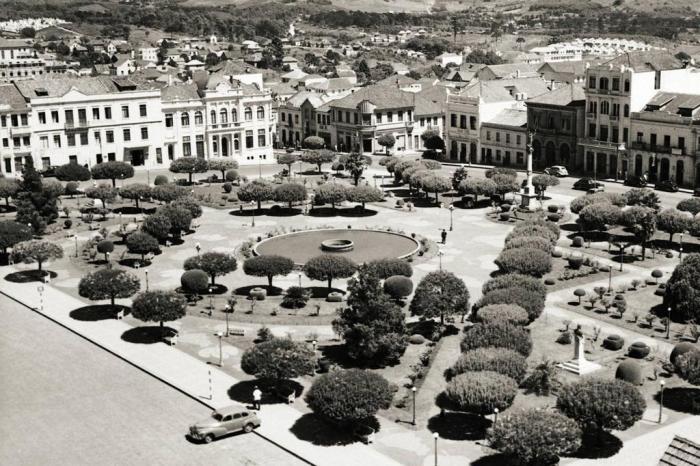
(0, 84, 32, 174)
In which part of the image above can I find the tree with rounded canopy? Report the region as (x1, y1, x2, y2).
(664, 254, 700, 322)
(277, 153, 298, 178)
(570, 192, 626, 214)
(343, 152, 372, 186)
(475, 304, 529, 326)
(142, 212, 171, 241)
(85, 184, 117, 209)
(415, 171, 452, 203)
(333, 266, 408, 365)
(96, 240, 114, 262)
(453, 348, 528, 382)
(495, 247, 552, 277)
(493, 174, 520, 197)
(78, 268, 140, 307)
(461, 322, 533, 356)
(410, 270, 470, 324)
(241, 337, 316, 387)
(451, 166, 468, 190)
(273, 183, 306, 209)
(377, 134, 396, 155)
(303, 135, 325, 149)
(347, 185, 383, 210)
(126, 231, 159, 262)
(208, 159, 239, 180)
(444, 371, 517, 416)
(301, 149, 335, 173)
(620, 206, 657, 259)
(556, 378, 646, 436)
(172, 196, 202, 219)
(151, 184, 188, 203)
(677, 198, 700, 216)
(577, 203, 621, 235)
(676, 350, 700, 386)
(393, 159, 421, 184)
(55, 163, 91, 182)
(379, 156, 398, 174)
(305, 369, 393, 425)
(366, 258, 413, 278)
(158, 205, 192, 238)
(42, 180, 64, 200)
(238, 179, 275, 211)
(131, 290, 187, 327)
(477, 286, 546, 322)
(91, 161, 134, 187)
(488, 409, 582, 466)
(119, 183, 151, 210)
(657, 208, 692, 242)
(420, 128, 445, 152)
(303, 255, 356, 290)
(459, 178, 496, 204)
(315, 183, 347, 210)
(0, 221, 32, 255)
(184, 252, 237, 285)
(169, 157, 208, 184)
(180, 269, 209, 298)
(243, 255, 294, 287)
(624, 188, 660, 211)
(0, 178, 19, 207)
(383, 275, 413, 302)
(11, 240, 63, 272)
(532, 174, 560, 199)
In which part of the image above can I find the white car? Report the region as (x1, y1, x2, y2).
(544, 166, 569, 177)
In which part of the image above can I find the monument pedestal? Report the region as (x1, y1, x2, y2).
(519, 185, 538, 210)
(558, 333, 602, 376)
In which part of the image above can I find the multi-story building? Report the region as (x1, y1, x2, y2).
(413, 84, 448, 152)
(329, 84, 416, 154)
(480, 109, 529, 167)
(278, 91, 336, 147)
(526, 83, 586, 171)
(629, 92, 700, 187)
(446, 77, 550, 163)
(0, 38, 46, 82)
(0, 84, 32, 175)
(161, 83, 206, 162)
(579, 52, 700, 179)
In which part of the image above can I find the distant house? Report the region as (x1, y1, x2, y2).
(376, 74, 420, 93)
(305, 78, 355, 98)
(282, 56, 299, 70)
(240, 40, 260, 51)
(537, 60, 599, 84)
(336, 68, 357, 85)
(112, 56, 134, 76)
(140, 47, 159, 63)
(185, 59, 205, 72)
(477, 63, 541, 81)
(435, 52, 463, 67)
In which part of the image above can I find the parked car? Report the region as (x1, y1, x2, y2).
(655, 180, 679, 192)
(573, 178, 604, 192)
(37, 165, 58, 177)
(624, 175, 647, 188)
(188, 406, 261, 443)
(544, 165, 569, 177)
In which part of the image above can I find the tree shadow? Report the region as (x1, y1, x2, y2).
(233, 285, 283, 297)
(70, 304, 130, 321)
(4, 270, 58, 283)
(654, 387, 700, 414)
(386, 188, 411, 198)
(119, 258, 154, 268)
(267, 207, 303, 217)
(410, 198, 442, 208)
(338, 207, 378, 217)
(427, 411, 491, 441)
(571, 430, 623, 459)
(290, 413, 378, 446)
(306, 286, 344, 299)
(471, 453, 511, 466)
(112, 206, 155, 215)
(308, 207, 341, 217)
(227, 379, 304, 406)
(121, 325, 173, 344)
(0, 205, 17, 213)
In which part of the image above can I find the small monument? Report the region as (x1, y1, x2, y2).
(520, 131, 538, 210)
(559, 325, 602, 375)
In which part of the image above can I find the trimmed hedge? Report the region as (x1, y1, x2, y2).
(452, 348, 527, 382)
(461, 322, 532, 356)
(495, 247, 552, 277)
(444, 371, 518, 415)
(383, 275, 413, 300)
(366, 258, 413, 279)
(506, 224, 558, 245)
(504, 235, 553, 253)
(482, 273, 546, 299)
(477, 286, 546, 322)
(475, 304, 529, 326)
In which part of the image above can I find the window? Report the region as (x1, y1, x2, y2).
(94, 131, 101, 143)
(141, 127, 148, 140)
(51, 111, 59, 123)
(588, 75, 596, 89)
(121, 105, 129, 119)
(92, 107, 100, 120)
(516, 135, 521, 145)
(67, 134, 76, 146)
(420, 118, 425, 127)
(589, 123, 596, 138)
(517, 152, 524, 164)
(181, 112, 190, 126)
(0, 115, 5, 127)
(156, 148, 162, 164)
(258, 129, 266, 146)
(210, 110, 217, 125)
(257, 106, 265, 119)
(220, 109, 228, 124)
(69, 155, 77, 164)
(233, 134, 240, 151)
(460, 115, 466, 129)
(612, 77, 620, 91)
(612, 103, 619, 117)
(194, 111, 203, 125)
(123, 129, 131, 142)
(353, 113, 358, 124)
(588, 101, 597, 114)
(600, 126, 608, 142)
(562, 118, 571, 131)
(78, 133, 86, 145)
(53, 135, 61, 147)
(108, 153, 116, 161)
(245, 130, 254, 148)
(398, 111, 404, 122)
(636, 132, 643, 143)
(506, 133, 510, 144)
(38, 112, 46, 124)
(12, 137, 20, 148)
(40, 136, 48, 148)
(450, 114, 456, 127)
(294, 115, 299, 124)
(20, 114, 27, 125)
(601, 101, 609, 115)
(496, 132, 500, 142)
(624, 79, 630, 92)
(654, 71, 661, 90)
(183, 136, 191, 156)
(1, 138, 7, 147)
(387, 112, 393, 123)
(21, 136, 29, 146)
(281, 113, 286, 122)
(64, 110, 73, 125)
(486, 131, 491, 141)
(78, 109, 87, 124)
(377, 113, 383, 123)
(196, 135, 204, 157)
(599, 77, 609, 90)
(679, 137, 685, 150)
(664, 135, 671, 147)
(338, 111, 343, 123)
(623, 105, 629, 117)
(245, 107, 253, 121)
(231, 109, 237, 122)
(650, 133, 657, 148)
(612, 127, 619, 143)
(106, 130, 114, 143)
(470, 116, 476, 130)
(345, 111, 350, 123)
(139, 104, 147, 117)
(104, 107, 112, 119)
(165, 114, 173, 127)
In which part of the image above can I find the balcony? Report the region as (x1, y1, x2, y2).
(65, 121, 88, 131)
(586, 112, 597, 118)
(580, 138, 626, 150)
(609, 114, 619, 121)
(629, 142, 674, 154)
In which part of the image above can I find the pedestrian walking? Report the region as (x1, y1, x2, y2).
(252, 386, 262, 410)
(441, 229, 447, 244)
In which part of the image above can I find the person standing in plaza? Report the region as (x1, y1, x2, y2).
(441, 229, 447, 244)
(252, 386, 262, 410)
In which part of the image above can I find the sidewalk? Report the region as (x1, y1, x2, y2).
(0, 266, 402, 466)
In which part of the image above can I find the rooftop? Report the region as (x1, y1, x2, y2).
(483, 107, 528, 127)
(0, 84, 28, 112)
(659, 436, 700, 466)
(642, 91, 700, 117)
(526, 83, 586, 106)
(600, 51, 684, 72)
(459, 77, 550, 103)
(15, 76, 157, 99)
(330, 84, 415, 110)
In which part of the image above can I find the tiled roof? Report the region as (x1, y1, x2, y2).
(414, 84, 449, 115)
(306, 78, 353, 91)
(538, 60, 589, 75)
(526, 83, 586, 106)
(0, 38, 34, 49)
(643, 91, 700, 117)
(460, 77, 550, 103)
(483, 108, 527, 127)
(285, 91, 329, 108)
(601, 51, 684, 72)
(161, 83, 201, 101)
(376, 74, 416, 87)
(15, 76, 156, 98)
(659, 436, 700, 466)
(329, 84, 415, 110)
(0, 84, 28, 111)
(268, 82, 296, 96)
(480, 62, 540, 79)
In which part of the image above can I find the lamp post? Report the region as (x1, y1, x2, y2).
(494, 407, 499, 425)
(438, 249, 444, 271)
(215, 331, 223, 367)
(298, 272, 302, 287)
(658, 380, 666, 423)
(619, 243, 624, 272)
(105, 251, 111, 268)
(145, 269, 149, 291)
(74, 234, 78, 258)
(433, 432, 439, 466)
(448, 204, 454, 231)
(411, 386, 417, 425)
(679, 232, 685, 261)
(608, 265, 613, 292)
(666, 306, 671, 339)
(208, 287, 214, 311)
(224, 304, 231, 336)
(250, 201, 256, 227)
(614, 143, 626, 182)
(37, 285, 44, 311)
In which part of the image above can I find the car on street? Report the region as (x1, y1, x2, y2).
(544, 165, 569, 177)
(624, 175, 647, 188)
(655, 180, 679, 192)
(188, 406, 261, 443)
(573, 178, 604, 192)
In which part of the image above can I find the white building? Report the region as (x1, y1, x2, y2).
(0, 84, 32, 174)
(0, 38, 50, 82)
(140, 47, 159, 63)
(435, 52, 463, 67)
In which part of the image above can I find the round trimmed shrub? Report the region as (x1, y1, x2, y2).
(671, 342, 698, 366)
(572, 236, 584, 247)
(461, 322, 532, 356)
(250, 287, 267, 300)
(476, 304, 529, 326)
(64, 219, 72, 228)
(547, 204, 559, 213)
(504, 236, 553, 253)
(477, 286, 546, 322)
(326, 291, 343, 302)
(545, 278, 556, 285)
(444, 371, 517, 415)
(547, 213, 561, 222)
(603, 334, 625, 351)
(495, 247, 552, 277)
(65, 181, 80, 196)
(282, 286, 310, 308)
(154, 175, 169, 185)
(452, 348, 527, 382)
(366, 258, 413, 278)
(223, 182, 233, 193)
(552, 249, 563, 258)
(180, 269, 209, 294)
(96, 240, 114, 255)
(499, 212, 511, 221)
(383, 275, 413, 300)
(615, 360, 643, 385)
(482, 273, 546, 299)
(651, 269, 663, 281)
(628, 341, 651, 359)
(568, 256, 583, 270)
(409, 334, 425, 345)
(507, 222, 558, 245)
(225, 169, 240, 182)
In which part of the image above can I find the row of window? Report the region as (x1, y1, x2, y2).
(587, 76, 630, 92)
(531, 113, 573, 132)
(35, 104, 148, 126)
(211, 129, 268, 154)
(450, 113, 478, 130)
(484, 131, 523, 146)
(208, 106, 265, 126)
(1, 135, 31, 149)
(332, 109, 413, 125)
(635, 132, 688, 152)
(587, 101, 630, 118)
(419, 117, 441, 127)
(588, 123, 629, 144)
(0, 114, 29, 127)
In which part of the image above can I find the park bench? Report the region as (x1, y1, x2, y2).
(228, 328, 246, 337)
